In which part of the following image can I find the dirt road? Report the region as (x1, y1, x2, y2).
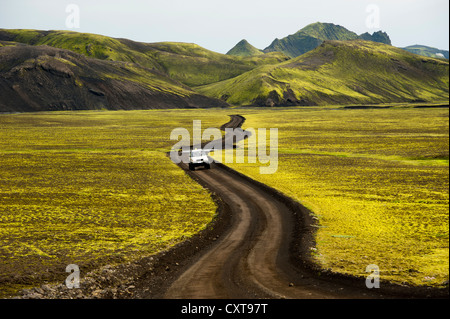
(165, 161, 368, 299)
(161, 115, 434, 299)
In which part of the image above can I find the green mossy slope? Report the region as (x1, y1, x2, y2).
(198, 40, 449, 106)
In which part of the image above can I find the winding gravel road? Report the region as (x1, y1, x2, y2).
(162, 115, 392, 299)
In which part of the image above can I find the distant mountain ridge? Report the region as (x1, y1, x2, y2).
(229, 22, 393, 58)
(359, 31, 391, 45)
(227, 22, 447, 61)
(226, 39, 263, 57)
(298, 22, 360, 41)
(402, 45, 449, 60)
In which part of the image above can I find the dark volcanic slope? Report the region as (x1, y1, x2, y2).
(0, 43, 228, 112)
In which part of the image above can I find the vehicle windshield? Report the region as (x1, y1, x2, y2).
(191, 150, 205, 157)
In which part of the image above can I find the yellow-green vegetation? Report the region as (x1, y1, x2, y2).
(219, 106, 449, 287)
(0, 29, 161, 69)
(0, 109, 229, 297)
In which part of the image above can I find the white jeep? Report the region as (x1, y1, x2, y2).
(189, 149, 211, 171)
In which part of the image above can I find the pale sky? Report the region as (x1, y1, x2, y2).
(0, 0, 448, 53)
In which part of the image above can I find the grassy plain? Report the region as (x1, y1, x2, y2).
(0, 109, 229, 296)
(221, 106, 449, 287)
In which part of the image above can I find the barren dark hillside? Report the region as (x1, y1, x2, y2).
(0, 44, 228, 112)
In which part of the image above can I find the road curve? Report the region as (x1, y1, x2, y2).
(165, 163, 348, 298)
(160, 115, 445, 299)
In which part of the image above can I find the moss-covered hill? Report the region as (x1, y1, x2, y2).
(197, 40, 449, 106)
(226, 39, 264, 57)
(0, 29, 288, 87)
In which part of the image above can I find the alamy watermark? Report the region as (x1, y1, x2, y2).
(365, 4, 381, 29)
(365, 264, 380, 289)
(65, 4, 80, 29)
(65, 264, 80, 289)
(170, 120, 278, 174)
